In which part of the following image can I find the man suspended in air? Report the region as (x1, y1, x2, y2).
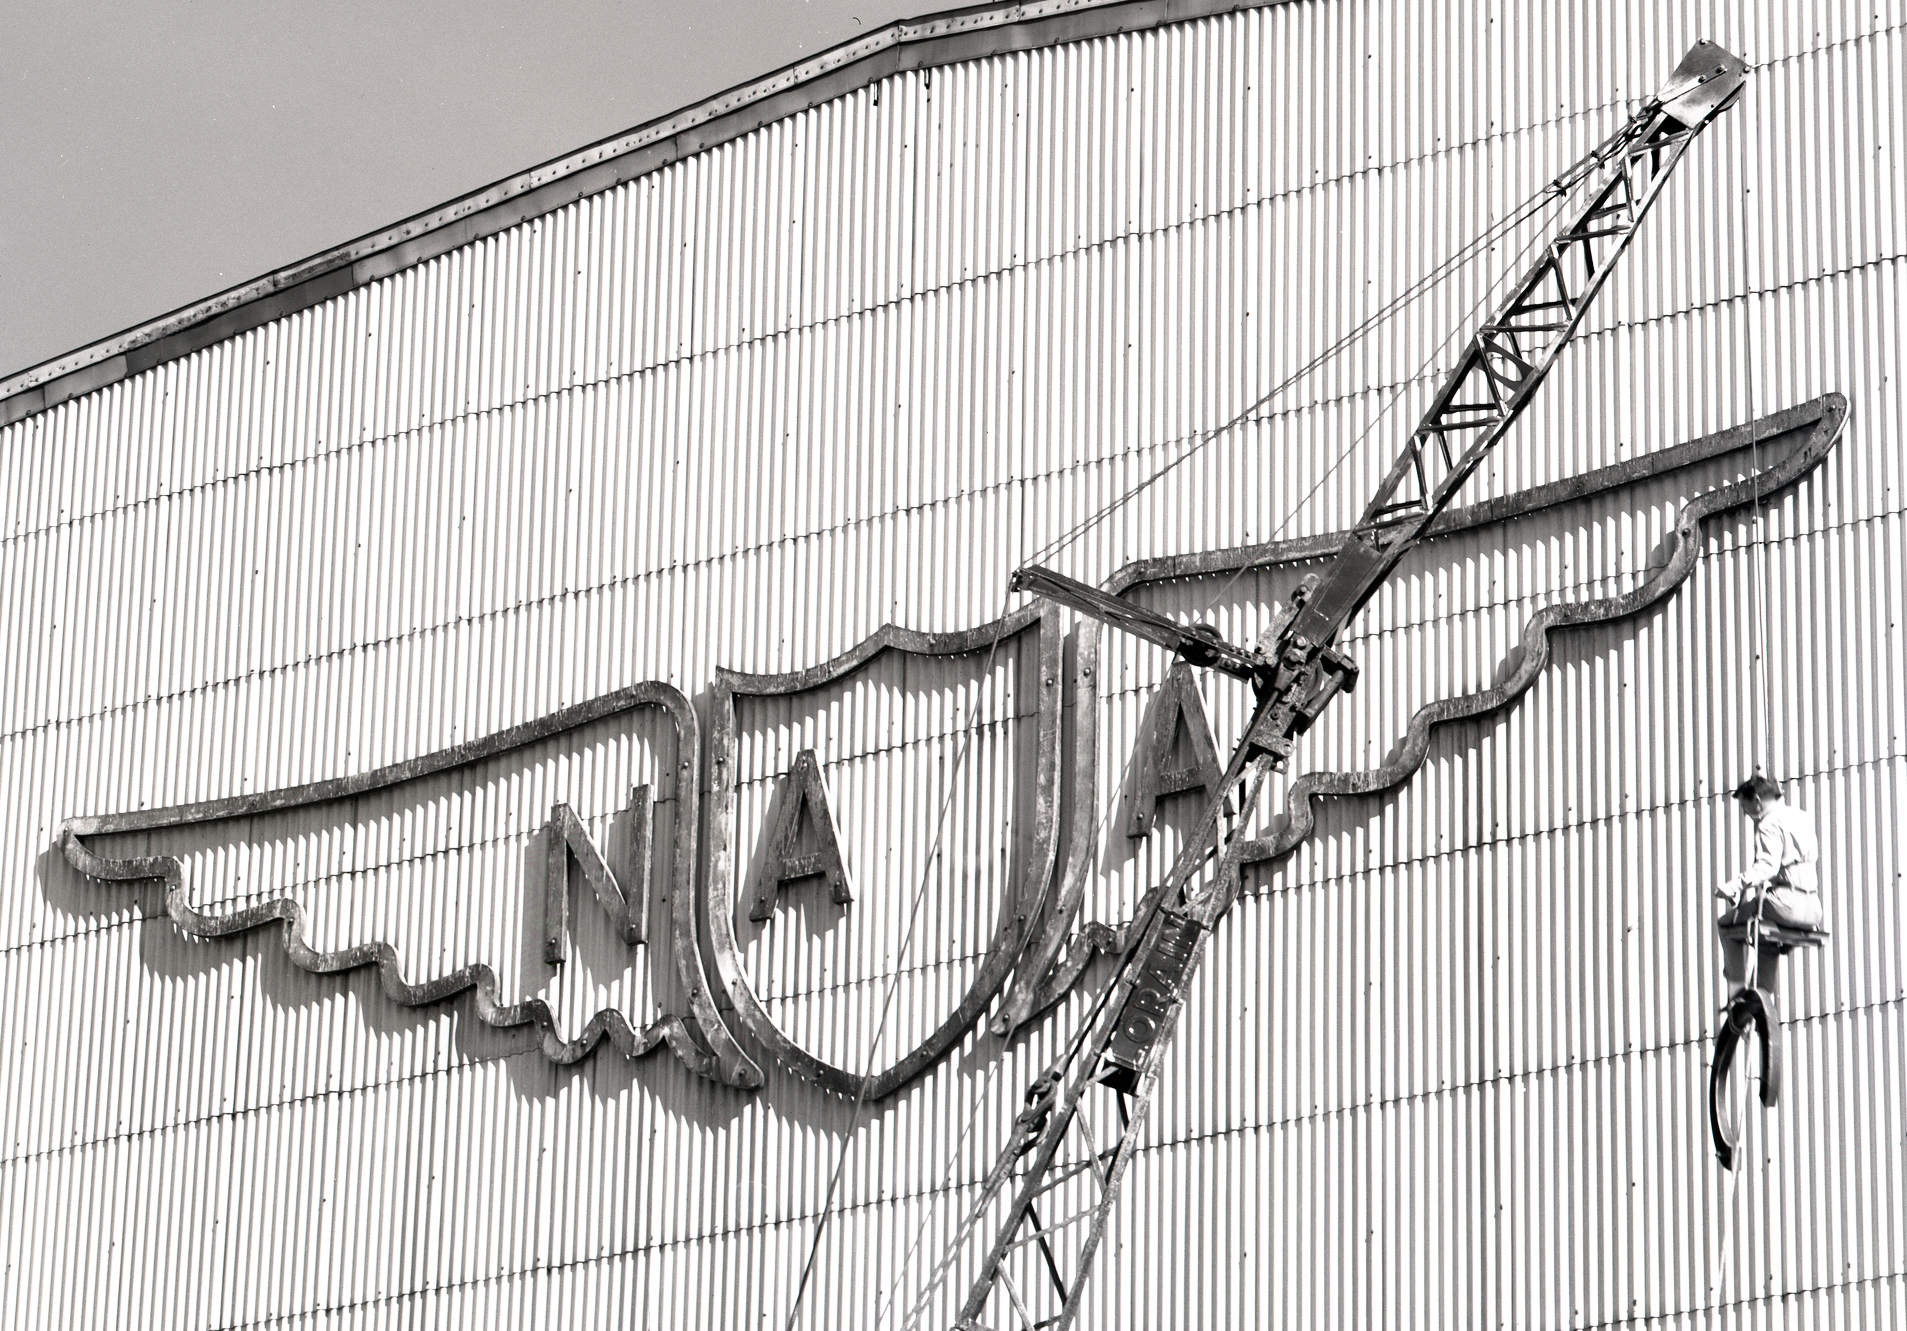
(1715, 774, 1824, 986)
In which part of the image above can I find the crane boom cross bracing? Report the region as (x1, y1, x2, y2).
(940, 40, 1747, 1331)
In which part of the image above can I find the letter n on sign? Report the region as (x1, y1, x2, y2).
(544, 789, 649, 964)
(747, 750, 854, 921)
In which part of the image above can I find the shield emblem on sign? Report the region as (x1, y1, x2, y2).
(704, 604, 1062, 1099)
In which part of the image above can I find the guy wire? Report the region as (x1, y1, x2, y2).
(870, 184, 1563, 1328)
(887, 686, 1153, 1328)
(807, 85, 1666, 1331)
(875, 120, 1586, 1331)
(784, 591, 1017, 1330)
(1022, 186, 1557, 575)
(1192, 180, 1573, 624)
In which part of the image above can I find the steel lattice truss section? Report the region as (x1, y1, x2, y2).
(1368, 132, 1677, 533)
(1296, 45, 1747, 648)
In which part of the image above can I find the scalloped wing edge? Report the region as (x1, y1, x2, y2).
(57, 680, 762, 1089)
(59, 829, 725, 1074)
(1250, 393, 1847, 865)
(1001, 394, 1847, 1033)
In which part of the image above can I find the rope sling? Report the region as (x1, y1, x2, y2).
(1703, 46, 1825, 1317)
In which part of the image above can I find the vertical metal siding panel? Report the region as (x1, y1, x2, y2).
(6, 3, 1907, 1327)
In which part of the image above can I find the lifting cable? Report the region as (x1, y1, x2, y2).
(1021, 181, 1564, 577)
(793, 613, 1161, 1330)
(1744, 105, 1777, 787)
(875, 141, 1591, 1330)
(890, 687, 1254, 1329)
(1192, 181, 1578, 626)
(882, 728, 1156, 1328)
(1706, 49, 1775, 1320)
(782, 594, 1015, 1330)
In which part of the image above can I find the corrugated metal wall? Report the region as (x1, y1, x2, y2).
(3, 0, 1904, 1324)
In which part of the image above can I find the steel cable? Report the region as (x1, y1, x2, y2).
(781, 592, 1018, 1330)
(886, 703, 1154, 1329)
(1190, 180, 1577, 624)
(1707, 52, 1772, 1323)
(1020, 183, 1561, 578)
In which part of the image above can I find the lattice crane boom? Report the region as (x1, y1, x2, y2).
(939, 40, 1747, 1331)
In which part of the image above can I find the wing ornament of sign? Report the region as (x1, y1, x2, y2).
(60, 682, 763, 1088)
(56, 400, 1846, 1094)
(994, 395, 1849, 1036)
(703, 605, 1063, 1100)
(1239, 395, 1848, 867)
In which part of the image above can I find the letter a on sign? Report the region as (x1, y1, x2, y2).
(1128, 662, 1229, 838)
(746, 749, 854, 921)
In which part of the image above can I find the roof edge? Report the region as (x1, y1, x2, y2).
(2, 0, 1266, 430)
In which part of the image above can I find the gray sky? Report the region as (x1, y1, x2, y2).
(1, 0, 944, 381)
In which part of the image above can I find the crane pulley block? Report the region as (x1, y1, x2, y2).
(1245, 641, 1360, 764)
(1656, 39, 1749, 130)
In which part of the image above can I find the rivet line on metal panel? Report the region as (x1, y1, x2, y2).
(1219, 515, 1871, 716)
(6, 1065, 1025, 1253)
(3, 988, 1896, 1237)
(7, 424, 1866, 788)
(0, 387, 1576, 741)
(728, 720, 1037, 789)
(0, 1046, 533, 1171)
(892, 994, 1904, 1165)
(48, 0, 1861, 425)
(9, 241, 1893, 571)
(2, 88, 1640, 518)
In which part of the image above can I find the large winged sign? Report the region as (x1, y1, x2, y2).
(60, 397, 1845, 1097)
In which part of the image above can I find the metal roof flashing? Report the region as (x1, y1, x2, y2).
(0, 0, 1266, 431)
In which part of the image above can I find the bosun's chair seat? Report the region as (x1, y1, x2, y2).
(1718, 920, 1829, 953)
